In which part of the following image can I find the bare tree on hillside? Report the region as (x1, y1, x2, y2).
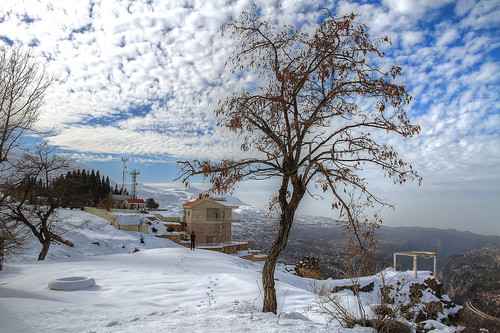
(0, 144, 74, 260)
(177, 7, 421, 313)
(0, 45, 52, 164)
(0, 45, 52, 268)
(0, 217, 29, 270)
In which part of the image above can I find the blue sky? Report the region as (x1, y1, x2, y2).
(1, 0, 499, 235)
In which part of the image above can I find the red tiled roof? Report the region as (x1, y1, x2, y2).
(126, 199, 146, 204)
(183, 197, 204, 207)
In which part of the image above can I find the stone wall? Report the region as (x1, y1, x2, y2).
(239, 254, 267, 262)
(84, 207, 148, 234)
(163, 223, 182, 232)
(154, 214, 182, 223)
(157, 234, 183, 244)
(179, 242, 248, 254)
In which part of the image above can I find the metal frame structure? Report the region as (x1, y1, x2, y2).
(121, 157, 129, 193)
(130, 169, 140, 199)
(393, 251, 437, 278)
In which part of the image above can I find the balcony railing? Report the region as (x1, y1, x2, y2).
(205, 217, 240, 223)
(179, 215, 240, 223)
(194, 239, 248, 247)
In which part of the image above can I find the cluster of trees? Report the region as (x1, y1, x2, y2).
(1, 145, 75, 261)
(54, 169, 112, 208)
(112, 185, 129, 196)
(145, 198, 159, 209)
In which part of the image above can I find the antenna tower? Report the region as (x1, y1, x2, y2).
(121, 157, 129, 193)
(130, 169, 140, 199)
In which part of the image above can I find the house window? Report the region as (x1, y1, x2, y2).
(206, 236, 217, 243)
(213, 213, 218, 220)
(221, 211, 225, 220)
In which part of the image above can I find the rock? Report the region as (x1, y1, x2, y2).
(295, 256, 323, 280)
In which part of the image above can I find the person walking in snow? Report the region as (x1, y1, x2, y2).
(190, 231, 196, 250)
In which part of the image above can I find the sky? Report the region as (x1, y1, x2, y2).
(0, 0, 499, 235)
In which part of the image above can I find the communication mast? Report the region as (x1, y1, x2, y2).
(121, 157, 129, 193)
(130, 169, 140, 199)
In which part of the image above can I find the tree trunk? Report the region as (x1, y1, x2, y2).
(0, 237, 4, 271)
(262, 175, 305, 313)
(38, 240, 50, 261)
(262, 212, 294, 313)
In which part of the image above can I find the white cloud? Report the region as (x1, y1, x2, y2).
(455, 0, 476, 16)
(382, 0, 454, 16)
(1, 0, 499, 234)
(436, 27, 459, 46)
(401, 30, 425, 48)
(46, 122, 243, 161)
(458, 0, 500, 29)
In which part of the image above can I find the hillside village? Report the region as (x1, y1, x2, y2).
(85, 191, 264, 261)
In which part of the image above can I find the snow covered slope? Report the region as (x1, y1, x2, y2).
(10, 208, 181, 262)
(0, 208, 460, 332)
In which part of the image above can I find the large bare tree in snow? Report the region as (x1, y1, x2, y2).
(0, 45, 52, 268)
(0, 144, 74, 261)
(178, 7, 421, 313)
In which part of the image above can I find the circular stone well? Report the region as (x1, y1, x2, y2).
(48, 276, 96, 291)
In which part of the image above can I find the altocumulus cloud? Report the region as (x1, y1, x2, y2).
(0, 0, 499, 234)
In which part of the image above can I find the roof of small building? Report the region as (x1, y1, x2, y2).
(183, 197, 204, 207)
(183, 196, 239, 208)
(126, 198, 146, 204)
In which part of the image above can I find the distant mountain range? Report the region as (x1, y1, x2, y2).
(439, 243, 500, 318)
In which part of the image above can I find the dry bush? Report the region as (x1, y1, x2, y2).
(308, 264, 417, 332)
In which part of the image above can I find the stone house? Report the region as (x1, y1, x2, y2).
(124, 198, 146, 210)
(111, 194, 130, 208)
(181, 197, 240, 244)
(116, 214, 149, 233)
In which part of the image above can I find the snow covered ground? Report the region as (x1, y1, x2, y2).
(0, 209, 338, 332)
(0, 194, 460, 332)
(2, 247, 335, 332)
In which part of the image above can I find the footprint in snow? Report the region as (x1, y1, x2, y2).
(105, 321, 119, 327)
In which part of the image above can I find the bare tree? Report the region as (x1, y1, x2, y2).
(0, 143, 74, 261)
(0, 45, 51, 268)
(177, 7, 421, 313)
(0, 45, 51, 163)
(0, 217, 29, 270)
